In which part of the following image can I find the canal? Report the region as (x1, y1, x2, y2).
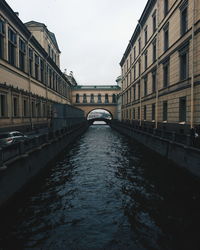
(0, 124, 200, 250)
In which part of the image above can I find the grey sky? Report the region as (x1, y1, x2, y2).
(6, 0, 147, 85)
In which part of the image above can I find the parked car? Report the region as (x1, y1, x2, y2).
(0, 131, 28, 147)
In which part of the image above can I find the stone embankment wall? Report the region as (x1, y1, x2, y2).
(0, 122, 88, 208)
(111, 121, 200, 178)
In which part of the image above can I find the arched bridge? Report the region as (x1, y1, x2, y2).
(72, 85, 121, 119)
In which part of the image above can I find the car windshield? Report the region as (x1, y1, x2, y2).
(0, 134, 10, 139)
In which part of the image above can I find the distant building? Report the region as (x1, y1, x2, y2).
(116, 76, 122, 121)
(120, 0, 200, 133)
(0, 0, 75, 131)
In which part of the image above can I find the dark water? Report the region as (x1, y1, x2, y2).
(0, 125, 200, 250)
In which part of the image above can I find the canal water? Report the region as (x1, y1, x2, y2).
(0, 124, 200, 250)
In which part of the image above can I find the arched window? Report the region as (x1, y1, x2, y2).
(83, 93, 87, 103)
(105, 94, 109, 103)
(90, 94, 94, 103)
(98, 94, 102, 103)
(112, 94, 117, 103)
(76, 94, 79, 103)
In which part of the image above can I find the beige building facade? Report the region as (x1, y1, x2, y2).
(120, 0, 200, 133)
(72, 85, 120, 119)
(0, 0, 75, 131)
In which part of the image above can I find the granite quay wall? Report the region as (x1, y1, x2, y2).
(0, 122, 89, 209)
(110, 120, 200, 178)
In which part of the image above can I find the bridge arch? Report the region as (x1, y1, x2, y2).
(71, 85, 121, 119)
(87, 108, 113, 120)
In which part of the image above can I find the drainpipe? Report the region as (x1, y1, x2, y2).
(155, 1, 159, 129)
(190, 0, 195, 128)
(27, 34, 33, 129)
(138, 20, 142, 126)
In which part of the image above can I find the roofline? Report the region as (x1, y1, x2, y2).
(120, 0, 157, 67)
(25, 21, 61, 53)
(1, 0, 66, 82)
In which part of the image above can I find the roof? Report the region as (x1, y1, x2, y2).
(73, 85, 121, 90)
(25, 21, 61, 53)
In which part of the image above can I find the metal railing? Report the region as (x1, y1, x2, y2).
(111, 120, 200, 148)
(0, 122, 88, 168)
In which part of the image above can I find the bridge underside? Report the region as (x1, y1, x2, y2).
(73, 104, 118, 119)
(88, 118, 111, 125)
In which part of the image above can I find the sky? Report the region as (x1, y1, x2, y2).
(6, 0, 147, 85)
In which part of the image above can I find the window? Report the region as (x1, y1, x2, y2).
(180, 49, 188, 80)
(105, 94, 109, 103)
(152, 12, 157, 33)
(138, 60, 141, 76)
(49, 68, 52, 88)
(134, 47, 136, 60)
(144, 51, 148, 70)
(8, 29, 16, 66)
(163, 24, 169, 51)
(0, 19, 5, 59)
(163, 60, 169, 87)
(138, 38, 141, 54)
(138, 107, 140, 120)
(180, 3, 188, 35)
(144, 26, 148, 45)
(152, 70, 156, 93)
(98, 94, 102, 103)
(83, 94, 87, 103)
(43, 103, 46, 117)
(138, 83, 140, 99)
(29, 48, 33, 76)
(90, 94, 94, 103)
(36, 101, 41, 117)
(40, 59, 44, 83)
(133, 65, 136, 80)
(144, 77, 147, 96)
(0, 93, 6, 117)
(152, 39, 157, 62)
(144, 105, 147, 120)
(31, 101, 36, 117)
(13, 96, 19, 117)
(179, 97, 186, 122)
(23, 99, 28, 117)
(164, 0, 169, 16)
(76, 94, 79, 103)
(35, 54, 39, 80)
(19, 39, 26, 71)
(163, 101, 168, 121)
(48, 45, 51, 55)
(133, 86, 136, 100)
(133, 108, 135, 119)
(112, 94, 117, 103)
(152, 103, 155, 120)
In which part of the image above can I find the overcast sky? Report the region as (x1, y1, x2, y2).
(6, 0, 147, 85)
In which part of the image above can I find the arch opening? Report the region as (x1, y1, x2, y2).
(87, 109, 112, 125)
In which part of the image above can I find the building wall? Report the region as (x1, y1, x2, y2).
(120, 0, 200, 132)
(0, 0, 72, 131)
(71, 86, 121, 119)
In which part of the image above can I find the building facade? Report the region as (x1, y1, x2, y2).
(0, 0, 75, 131)
(116, 76, 122, 121)
(72, 85, 120, 119)
(120, 0, 200, 133)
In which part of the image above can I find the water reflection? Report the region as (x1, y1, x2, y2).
(0, 125, 200, 250)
